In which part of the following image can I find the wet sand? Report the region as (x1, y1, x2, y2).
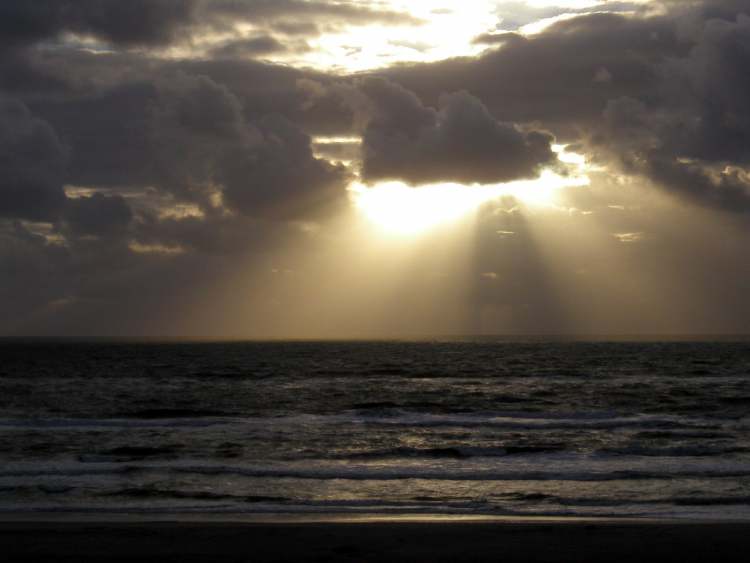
(1, 516, 749, 562)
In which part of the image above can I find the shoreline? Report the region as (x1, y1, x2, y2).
(3, 515, 749, 563)
(1, 511, 749, 524)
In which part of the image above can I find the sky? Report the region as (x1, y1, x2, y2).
(1, 0, 750, 338)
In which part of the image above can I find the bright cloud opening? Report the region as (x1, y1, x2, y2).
(350, 145, 589, 235)
(351, 171, 589, 236)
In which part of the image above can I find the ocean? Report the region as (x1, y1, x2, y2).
(1, 340, 749, 519)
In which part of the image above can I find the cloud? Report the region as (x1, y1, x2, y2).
(383, 2, 750, 212)
(218, 113, 350, 217)
(0, 97, 67, 221)
(149, 73, 350, 218)
(356, 78, 556, 185)
(203, 0, 421, 28)
(387, 11, 682, 131)
(63, 193, 133, 237)
(3, 0, 750, 336)
(492, 0, 646, 32)
(471, 32, 524, 45)
(32, 71, 348, 219)
(0, 0, 418, 52)
(0, 0, 199, 49)
(210, 35, 310, 58)
(593, 9, 750, 212)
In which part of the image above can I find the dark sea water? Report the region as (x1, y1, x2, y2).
(1, 340, 749, 519)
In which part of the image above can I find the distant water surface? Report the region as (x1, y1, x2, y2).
(1, 340, 749, 519)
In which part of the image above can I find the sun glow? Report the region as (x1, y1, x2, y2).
(351, 170, 589, 235)
(297, 1, 497, 72)
(124, 1, 646, 72)
(350, 145, 590, 235)
(351, 181, 489, 235)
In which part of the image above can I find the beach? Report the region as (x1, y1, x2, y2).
(3, 341, 750, 561)
(2, 516, 750, 562)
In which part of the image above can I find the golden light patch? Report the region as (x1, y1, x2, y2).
(158, 204, 205, 220)
(350, 181, 489, 235)
(350, 145, 590, 235)
(350, 171, 589, 235)
(128, 242, 186, 255)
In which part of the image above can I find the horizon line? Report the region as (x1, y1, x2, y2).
(2, 334, 750, 343)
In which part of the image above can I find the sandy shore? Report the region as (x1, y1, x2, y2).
(1, 515, 749, 562)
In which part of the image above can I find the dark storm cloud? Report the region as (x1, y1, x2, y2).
(591, 7, 750, 212)
(0, 0, 417, 55)
(658, 11, 750, 166)
(175, 58, 355, 135)
(0, 0, 198, 48)
(63, 194, 133, 237)
(662, 0, 750, 22)
(33, 71, 348, 217)
(388, 12, 685, 129)
(16, 48, 350, 135)
(10, 0, 750, 226)
(0, 46, 351, 338)
(597, 93, 750, 213)
(193, 1, 421, 61)
(219, 114, 349, 217)
(210, 36, 309, 58)
(149, 72, 349, 218)
(0, 97, 67, 221)
(356, 78, 555, 185)
(203, 0, 421, 28)
(147, 73, 256, 205)
(42, 81, 160, 190)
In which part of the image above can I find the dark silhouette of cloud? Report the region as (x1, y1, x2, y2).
(357, 78, 555, 185)
(0, 97, 67, 221)
(590, 9, 750, 212)
(472, 32, 523, 45)
(63, 194, 133, 237)
(33, 72, 348, 217)
(0, 0, 418, 51)
(386, 2, 750, 211)
(210, 35, 310, 58)
(0, 0, 199, 48)
(388, 12, 684, 129)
